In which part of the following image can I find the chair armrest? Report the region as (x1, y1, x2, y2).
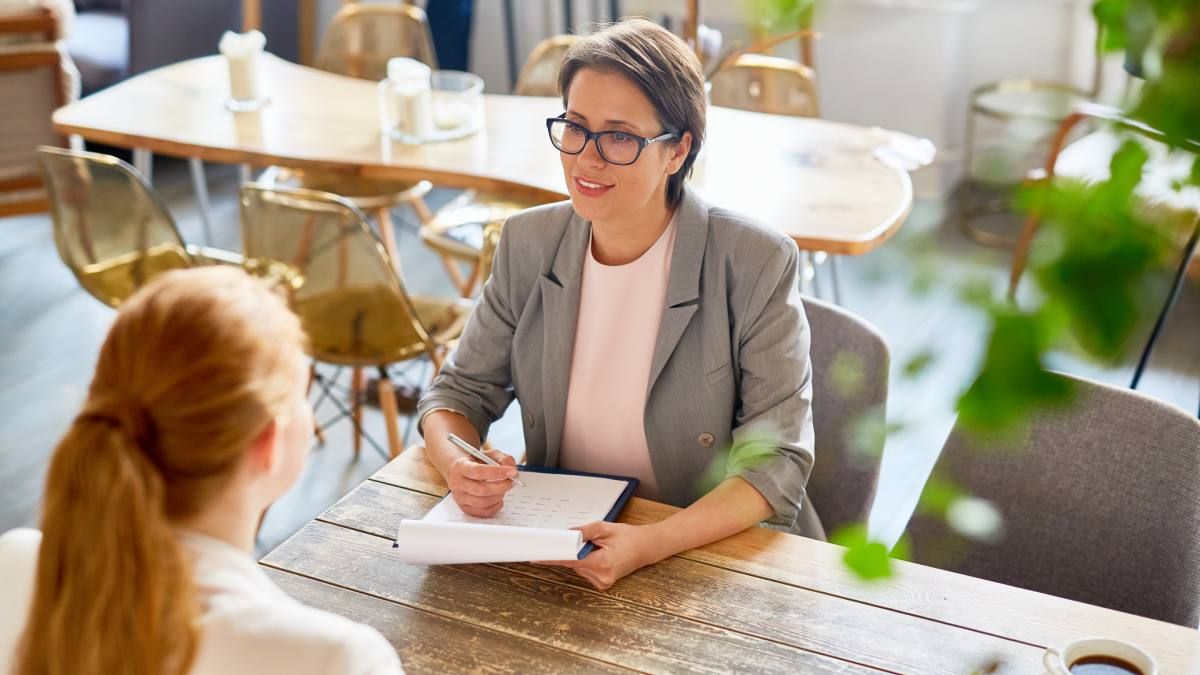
(0, 7, 58, 42)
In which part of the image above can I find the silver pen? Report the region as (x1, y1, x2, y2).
(447, 433, 526, 487)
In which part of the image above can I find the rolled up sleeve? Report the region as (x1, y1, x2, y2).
(730, 239, 816, 529)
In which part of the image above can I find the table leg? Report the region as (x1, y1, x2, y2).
(811, 252, 825, 299)
(830, 255, 844, 306)
(133, 148, 152, 183)
(188, 158, 214, 246)
(798, 251, 811, 295)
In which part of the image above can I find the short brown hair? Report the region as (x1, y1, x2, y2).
(558, 18, 706, 208)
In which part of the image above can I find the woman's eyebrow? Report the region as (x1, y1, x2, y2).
(565, 110, 640, 130)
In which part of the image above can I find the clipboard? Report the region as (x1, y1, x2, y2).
(516, 464, 639, 558)
(392, 465, 639, 563)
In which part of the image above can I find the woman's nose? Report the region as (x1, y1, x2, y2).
(579, 137, 607, 168)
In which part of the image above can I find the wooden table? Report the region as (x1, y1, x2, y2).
(52, 54, 930, 255)
(260, 447, 1199, 674)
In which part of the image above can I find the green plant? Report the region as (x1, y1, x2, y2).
(746, 0, 1200, 581)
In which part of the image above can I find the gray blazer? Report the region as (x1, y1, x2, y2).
(417, 187, 822, 537)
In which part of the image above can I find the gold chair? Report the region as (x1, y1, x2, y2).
(513, 34, 581, 96)
(261, 3, 439, 270)
(239, 183, 471, 458)
(415, 36, 574, 296)
(707, 53, 836, 301)
(37, 146, 240, 307)
(317, 2, 436, 80)
(418, 191, 527, 297)
(708, 53, 820, 118)
(254, 166, 433, 273)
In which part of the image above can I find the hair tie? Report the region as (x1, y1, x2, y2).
(81, 396, 159, 453)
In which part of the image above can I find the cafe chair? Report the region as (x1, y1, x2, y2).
(254, 166, 433, 274)
(239, 184, 471, 459)
(257, 3, 440, 271)
(317, 2, 436, 81)
(802, 296, 888, 537)
(906, 371, 1200, 627)
(513, 34, 581, 96)
(708, 53, 840, 304)
(417, 191, 525, 298)
(708, 53, 820, 119)
(0, 6, 78, 217)
(37, 146, 241, 307)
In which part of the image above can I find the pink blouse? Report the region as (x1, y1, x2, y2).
(558, 215, 678, 500)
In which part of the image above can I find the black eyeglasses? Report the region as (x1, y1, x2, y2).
(546, 114, 680, 166)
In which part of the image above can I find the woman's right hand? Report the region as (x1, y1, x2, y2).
(446, 448, 518, 517)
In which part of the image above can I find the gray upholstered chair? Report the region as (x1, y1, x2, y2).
(907, 372, 1200, 627)
(803, 296, 888, 536)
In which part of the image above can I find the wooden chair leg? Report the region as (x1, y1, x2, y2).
(307, 364, 326, 445)
(378, 206, 402, 275)
(411, 194, 434, 224)
(351, 366, 364, 459)
(461, 261, 483, 298)
(438, 254, 469, 295)
(377, 374, 403, 459)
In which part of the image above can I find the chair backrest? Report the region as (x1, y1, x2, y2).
(802, 296, 888, 534)
(239, 183, 436, 367)
(0, 9, 74, 217)
(907, 372, 1200, 627)
(317, 3, 436, 80)
(708, 53, 820, 118)
(477, 221, 502, 288)
(37, 146, 191, 307)
(514, 35, 580, 97)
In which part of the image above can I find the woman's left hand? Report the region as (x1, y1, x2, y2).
(539, 521, 665, 590)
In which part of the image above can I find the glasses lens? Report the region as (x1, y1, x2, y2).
(597, 132, 641, 165)
(549, 119, 587, 154)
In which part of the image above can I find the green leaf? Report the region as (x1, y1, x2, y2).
(1091, 0, 1131, 51)
(916, 472, 964, 519)
(1191, 155, 1200, 187)
(844, 408, 899, 460)
(831, 524, 894, 581)
(696, 429, 779, 493)
(902, 350, 935, 379)
(1024, 163, 1172, 361)
(745, 0, 818, 32)
(829, 350, 865, 400)
(956, 307, 1075, 435)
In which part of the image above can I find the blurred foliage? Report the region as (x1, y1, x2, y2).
(697, 429, 779, 494)
(747, 0, 1200, 581)
(831, 524, 908, 580)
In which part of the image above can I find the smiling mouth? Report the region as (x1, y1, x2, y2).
(574, 177, 613, 193)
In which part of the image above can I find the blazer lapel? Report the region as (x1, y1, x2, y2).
(539, 211, 589, 467)
(647, 189, 709, 396)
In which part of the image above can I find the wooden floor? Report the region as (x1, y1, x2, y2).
(1, 157, 1196, 556)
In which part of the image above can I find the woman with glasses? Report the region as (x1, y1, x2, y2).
(418, 18, 819, 590)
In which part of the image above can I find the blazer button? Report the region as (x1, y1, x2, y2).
(697, 432, 715, 448)
(524, 412, 535, 428)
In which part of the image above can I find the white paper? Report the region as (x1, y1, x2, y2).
(393, 470, 628, 565)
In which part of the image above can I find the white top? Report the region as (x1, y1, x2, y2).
(558, 215, 678, 500)
(0, 528, 403, 675)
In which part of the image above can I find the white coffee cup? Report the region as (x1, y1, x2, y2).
(1043, 637, 1156, 675)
